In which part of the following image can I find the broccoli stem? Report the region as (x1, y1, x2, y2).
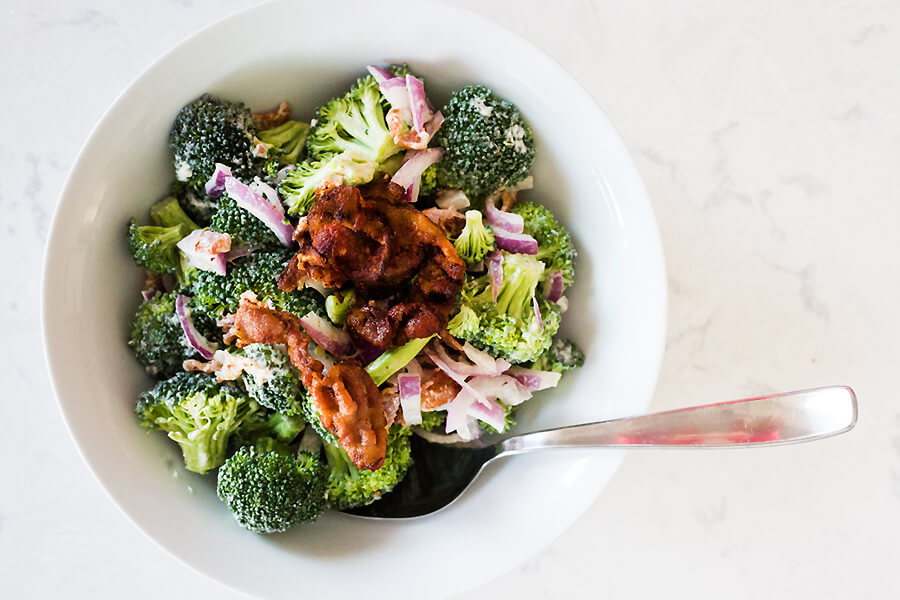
(364, 335, 435, 386)
(150, 196, 198, 234)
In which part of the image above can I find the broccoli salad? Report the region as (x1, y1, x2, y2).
(126, 64, 583, 534)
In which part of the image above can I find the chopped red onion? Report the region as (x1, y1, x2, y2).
(406, 75, 432, 133)
(425, 348, 489, 406)
(249, 177, 281, 208)
(176, 229, 229, 275)
(546, 270, 564, 302)
(391, 147, 443, 202)
(507, 366, 561, 391)
(352, 337, 384, 364)
(224, 245, 257, 263)
(175, 294, 216, 360)
(381, 77, 411, 110)
(487, 251, 503, 301)
(466, 396, 506, 432)
(492, 227, 538, 254)
(532, 295, 543, 331)
(434, 188, 470, 211)
(467, 374, 532, 406)
(424, 110, 444, 137)
(298, 312, 352, 357)
(445, 389, 479, 440)
(432, 342, 509, 377)
(398, 374, 422, 426)
(224, 177, 294, 246)
(204, 163, 232, 198)
(485, 195, 524, 233)
(366, 64, 394, 83)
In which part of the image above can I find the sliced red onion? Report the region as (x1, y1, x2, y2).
(461, 343, 511, 375)
(224, 245, 257, 263)
(546, 270, 564, 302)
(507, 366, 562, 391)
(176, 229, 228, 275)
(406, 75, 432, 133)
(425, 348, 488, 406)
(432, 342, 509, 377)
(391, 147, 443, 202)
(434, 188, 470, 211)
(467, 396, 506, 432)
(492, 227, 538, 254)
(204, 163, 232, 198)
(468, 374, 532, 407)
(366, 64, 394, 83)
(532, 295, 543, 332)
(404, 357, 423, 377)
(381, 77, 411, 111)
(298, 312, 352, 357)
(398, 374, 422, 426)
(249, 177, 281, 208)
(352, 337, 384, 364)
(223, 177, 294, 246)
(445, 389, 479, 440)
(485, 195, 524, 233)
(175, 294, 216, 360)
(424, 110, 444, 137)
(487, 251, 504, 301)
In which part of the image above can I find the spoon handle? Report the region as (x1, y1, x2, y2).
(499, 386, 857, 455)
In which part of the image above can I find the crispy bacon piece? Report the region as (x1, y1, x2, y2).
(420, 370, 461, 410)
(252, 100, 291, 129)
(227, 294, 388, 470)
(279, 178, 466, 351)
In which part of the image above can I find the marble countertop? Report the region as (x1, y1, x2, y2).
(3, 0, 898, 597)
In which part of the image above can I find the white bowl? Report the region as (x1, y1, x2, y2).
(42, 1, 666, 598)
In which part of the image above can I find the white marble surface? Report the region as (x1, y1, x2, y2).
(3, 0, 898, 597)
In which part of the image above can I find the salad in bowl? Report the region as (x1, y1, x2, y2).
(126, 63, 582, 534)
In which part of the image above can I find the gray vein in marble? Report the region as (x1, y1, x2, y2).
(705, 121, 752, 209)
(779, 173, 826, 198)
(24, 154, 55, 243)
(849, 24, 888, 45)
(754, 254, 830, 321)
(30, 8, 116, 29)
(833, 104, 868, 122)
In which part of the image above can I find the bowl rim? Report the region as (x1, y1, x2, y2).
(41, 0, 668, 596)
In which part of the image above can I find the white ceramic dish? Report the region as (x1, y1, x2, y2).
(42, 1, 666, 598)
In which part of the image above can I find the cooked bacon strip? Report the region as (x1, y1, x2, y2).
(252, 100, 291, 129)
(278, 178, 466, 351)
(226, 293, 388, 470)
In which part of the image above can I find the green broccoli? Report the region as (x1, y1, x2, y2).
(435, 85, 535, 200)
(169, 94, 263, 191)
(305, 74, 401, 163)
(419, 163, 439, 196)
(258, 120, 309, 165)
(238, 343, 305, 414)
(266, 412, 306, 444)
(530, 338, 585, 373)
(419, 410, 447, 432)
(325, 289, 356, 325)
(171, 180, 217, 226)
(365, 335, 435, 386)
(278, 151, 378, 215)
(479, 402, 517, 435)
(454, 210, 495, 264)
(299, 395, 338, 447)
(190, 249, 324, 316)
(323, 426, 413, 510)
(216, 441, 328, 533)
(135, 372, 260, 474)
(127, 220, 184, 274)
(209, 193, 282, 250)
(511, 201, 576, 286)
(128, 291, 220, 378)
(447, 305, 479, 339)
(454, 252, 560, 363)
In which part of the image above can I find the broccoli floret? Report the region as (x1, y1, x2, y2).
(190, 249, 324, 316)
(278, 151, 377, 215)
(511, 201, 576, 286)
(216, 441, 327, 533)
(208, 193, 281, 250)
(136, 372, 260, 474)
(455, 252, 560, 363)
(128, 291, 220, 378)
(447, 304, 479, 339)
(258, 120, 309, 165)
(239, 343, 305, 414)
(454, 210, 495, 264)
(325, 289, 355, 325)
(530, 338, 585, 373)
(419, 410, 447, 432)
(306, 74, 402, 164)
(127, 220, 184, 274)
(169, 94, 263, 191)
(267, 412, 306, 444)
(171, 180, 217, 226)
(323, 426, 413, 510)
(435, 85, 535, 200)
(299, 395, 338, 447)
(365, 336, 435, 386)
(419, 163, 439, 196)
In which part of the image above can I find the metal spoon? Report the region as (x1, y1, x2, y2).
(343, 386, 857, 519)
